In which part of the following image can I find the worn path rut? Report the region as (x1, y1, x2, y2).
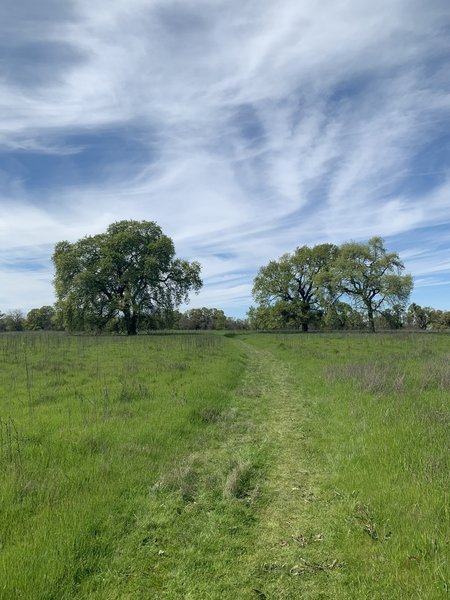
(231, 340, 334, 599)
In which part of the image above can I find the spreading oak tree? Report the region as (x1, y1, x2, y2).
(325, 237, 413, 332)
(251, 244, 338, 331)
(53, 220, 202, 335)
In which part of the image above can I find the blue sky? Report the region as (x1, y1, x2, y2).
(1, 0, 450, 317)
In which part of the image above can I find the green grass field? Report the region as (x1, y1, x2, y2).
(0, 332, 448, 599)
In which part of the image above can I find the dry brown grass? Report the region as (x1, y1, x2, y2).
(223, 459, 256, 500)
(154, 454, 202, 502)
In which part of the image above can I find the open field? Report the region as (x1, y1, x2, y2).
(0, 332, 448, 599)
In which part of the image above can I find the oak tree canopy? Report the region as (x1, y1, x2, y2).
(53, 220, 202, 335)
(250, 237, 412, 332)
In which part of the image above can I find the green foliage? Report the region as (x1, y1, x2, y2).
(251, 243, 338, 331)
(247, 304, 287, 330)
(320, 300, 366, 330)
(175, 308, 248, 331)
(326, 237, 413, 332)
(377, 303, 406, 330)
(251, 237, 413, 332)
(406, 303, 450, 330)
(406, 303, 431, 329)
(428, 309, 450, 330)
(177, 307, 227, 330)
(0, 309, 26, 332)
(25, 306, 56, 330)
(52, 220, 202, 335)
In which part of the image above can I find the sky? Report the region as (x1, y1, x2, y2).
(1, 0, 450, 318)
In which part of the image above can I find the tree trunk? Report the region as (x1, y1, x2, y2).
(127, 314, 137, 336)
(124, 307, 138, 335)
(301, 322, 308, 332)
(366, 303, 375, 333)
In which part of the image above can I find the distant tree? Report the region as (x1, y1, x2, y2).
(428, 309, 450, 330)
(209, 308, 227, 329)
(170, 310, 184, 329)
(26, 306, 56, 330)
(251, 244, 338, 331)
(224, 316, 248, 330)
(140, 307, 180, 331)
(325, 237, 413, 332)
(53, 220, 202, 335)
(378, 304, 405, 329)
(404, 304, 450, 331)
(178, 307, 227, 330)
(405, 303, 432, 330)
(247, 303, 314, 330)
(247, 305, 283, 330)
(2, 309, 26, 332)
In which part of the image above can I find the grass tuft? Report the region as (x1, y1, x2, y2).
(154, 454, 201, 502)
(223, 458, 258, 501)
(190, 405, 224, 424)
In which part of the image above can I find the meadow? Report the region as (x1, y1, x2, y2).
(0, 331, 448, 599)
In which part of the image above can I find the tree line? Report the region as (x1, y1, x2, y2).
(1, 221, 448, 334)
(0, 306, 248, 333)
(3, 302, 449, 333)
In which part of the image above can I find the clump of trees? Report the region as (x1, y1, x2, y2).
(174, 307, 248, 330)
(0, 306, 58, 332)
(0, 310, 26, 332)
(249, 237, 414, 332)
(52, 220, 202, 335)
(25, 306, 56, 330)
(176, 307, 227, 330)
(405, 303, 450, 330)
(0, 305, 248, 333)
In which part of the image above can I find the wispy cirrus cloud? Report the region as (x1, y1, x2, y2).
(1, 0, 450, 313)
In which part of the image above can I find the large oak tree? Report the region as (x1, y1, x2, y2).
(53, 220, 202, 335)
(251, 243, 338, 331)
(326, 237, 413, 332)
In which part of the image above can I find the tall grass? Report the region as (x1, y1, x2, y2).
(0, 332, 246, 599)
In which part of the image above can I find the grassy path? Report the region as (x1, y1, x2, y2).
(234, 340, 340, 599)
(88, 338, 330, 599)
(239, 334, 449, 600)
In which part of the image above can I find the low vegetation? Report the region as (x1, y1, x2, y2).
(246, 332, 449, 598)
(0, 331, 448, 598)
